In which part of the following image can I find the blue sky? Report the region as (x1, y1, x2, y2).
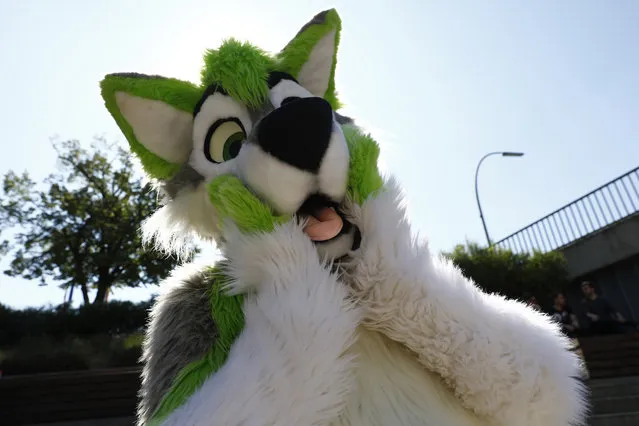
(1, 0, 637, 308)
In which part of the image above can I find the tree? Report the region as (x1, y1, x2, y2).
(0, 138, 197, 304)
(444, 242, 569, 303)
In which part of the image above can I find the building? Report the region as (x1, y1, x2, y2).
(494, 166, 639, 321)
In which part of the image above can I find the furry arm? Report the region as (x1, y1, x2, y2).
(159, 220, 360, 426)
(346, 179, 588, 426)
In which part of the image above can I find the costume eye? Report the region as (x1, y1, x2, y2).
(203, 118, 246, 163)
(190, 85, 252, 176)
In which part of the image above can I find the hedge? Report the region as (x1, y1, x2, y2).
(0, 299, 153, 347)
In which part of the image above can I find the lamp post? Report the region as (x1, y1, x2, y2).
(474, 151, 524, 247)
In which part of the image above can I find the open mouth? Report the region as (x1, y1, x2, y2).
(296, 194, 360, 251)
(297, 194, 344, 242)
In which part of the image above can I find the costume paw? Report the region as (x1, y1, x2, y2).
(342, 177, 415, 286)
(219, 217, 325, 294)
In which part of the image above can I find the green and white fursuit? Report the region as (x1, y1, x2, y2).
(100, 9, 588, 426)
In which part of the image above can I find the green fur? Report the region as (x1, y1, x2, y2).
(100, 74, 203, 179)
(343, 125, 384, 204)
(201, 39, 273, 109)
(148, 268, 245, 426)
(278, 9, 342, 110)
(207, 174, 289, 234)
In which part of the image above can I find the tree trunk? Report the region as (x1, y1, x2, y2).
(93, 282, 109, 304)
(81, 283, 90, 305)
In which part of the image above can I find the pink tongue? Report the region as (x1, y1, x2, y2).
(303, 207, 343, 241)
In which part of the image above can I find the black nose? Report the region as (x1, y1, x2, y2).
(257, 97, 333, 173)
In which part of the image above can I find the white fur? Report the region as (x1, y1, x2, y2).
(332, 328, 483, 426)
(237, 143, 316, 214)
(269, 78, 313, 107)
(298, 29, 337, 98)
(318, 124, 350, 202)
(159, 219, 360, 426)
(236, 124, 349, 215)
(153, 176, 588, 426)
(316, 221, 356, 261)
(341, 178, 588, 426)
(115, 92, 193, 164)
(142, 183, 219, 257)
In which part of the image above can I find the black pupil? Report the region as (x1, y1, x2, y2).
(281, 96, 301, 106)
(227, 140, 241, 159)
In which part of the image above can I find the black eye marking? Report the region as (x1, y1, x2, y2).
(281, 96, 301, 106)
(267, 71, 298, 89)
(193, 83, 229, 117)
(203, 117, 246, 163)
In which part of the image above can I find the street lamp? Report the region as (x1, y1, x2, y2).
(474, 151, 524, 247)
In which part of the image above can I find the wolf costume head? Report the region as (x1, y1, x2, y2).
(101, 9, 381, 263)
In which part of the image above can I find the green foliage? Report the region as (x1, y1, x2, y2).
(0, 300, 151, 346)
(1, 336, 90, 375)
(444, 242, 569, 301)
(0, 238, 8, 261)
(0, 138, 197, 304)
(0, 301, 149, 375)
(0, 333, 144, 376)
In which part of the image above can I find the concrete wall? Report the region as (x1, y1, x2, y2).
(560, 213, 639, 279)
(559, 212, 639, 322)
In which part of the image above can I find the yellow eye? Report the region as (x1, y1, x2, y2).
(204, 119, 246, 163)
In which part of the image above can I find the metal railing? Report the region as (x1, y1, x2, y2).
(494, 166, 639, 254)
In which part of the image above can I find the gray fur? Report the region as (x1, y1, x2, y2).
(248, 102, 275, 126)
(159, 164, 204, 200)
(137, 265, 218, 425)
(335, 112, 353, 125)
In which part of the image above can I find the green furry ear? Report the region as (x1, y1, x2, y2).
(100, 73, 203, 180)
(278, 9, 342, 109)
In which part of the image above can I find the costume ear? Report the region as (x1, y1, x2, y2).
(100, 73, 203, 180)
(278, 9, 342, 109)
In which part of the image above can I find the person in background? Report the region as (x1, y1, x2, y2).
(551, 291, 590, 379)
(551, 292, 580, 338)
(581, 281, 627, 335)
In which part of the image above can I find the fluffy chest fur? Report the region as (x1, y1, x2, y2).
(334, 327, 485, 426)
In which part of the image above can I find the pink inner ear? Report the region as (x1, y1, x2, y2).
(303, 207, 343, 241)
